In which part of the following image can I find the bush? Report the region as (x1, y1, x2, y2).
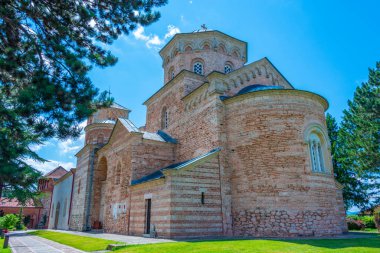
(361, 216, 376, 229)
(0, 214, 20, 230)
(346, 215, 376, 229)
(346, 218, 365, 230)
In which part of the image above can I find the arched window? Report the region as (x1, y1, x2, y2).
(115, 163, 121, 185)
(224, 64, 233, 74)
(193, 62, 203, 75)
(168, 66, 175, 80)
(161, 107, 169, 129)
(78, 180, 81, 194)
(309, 133, 325, 172)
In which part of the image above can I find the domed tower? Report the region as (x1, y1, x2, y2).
(159, 29, 247, 84)
(84, 103, 130, 145)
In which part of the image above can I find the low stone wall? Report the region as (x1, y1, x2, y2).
(233, 209, 345, 237)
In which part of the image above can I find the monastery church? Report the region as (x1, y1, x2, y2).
(49, 29, 347, 238)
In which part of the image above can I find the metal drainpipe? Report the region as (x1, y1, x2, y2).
(85, 147, 97, 231)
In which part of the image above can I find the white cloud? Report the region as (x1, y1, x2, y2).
(189, 0, 193, 4)
(146, 35, 164, 48)
(133, 25, 150, 41)
(58, 139, 81, 155)
(24, 158, 75, 174)
(132, 25, 181, 49)
(164, 25, 181, 39)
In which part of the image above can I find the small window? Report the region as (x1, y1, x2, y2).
(193, 62, 203, 75)
(115, 163, 121, 185)
(161, 107, 169, 129)
(224, 64, 232, 74)
(309, 133, 325, 172)
(78, 180, 81, 194)
(201, 192, 205, 205)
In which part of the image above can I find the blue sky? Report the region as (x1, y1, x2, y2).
(30, 0, 380, 173)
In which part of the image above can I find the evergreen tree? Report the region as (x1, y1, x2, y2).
(0, 0, 167, 201)
(331, 62, 380, 210)
(326, 113, 368, 209)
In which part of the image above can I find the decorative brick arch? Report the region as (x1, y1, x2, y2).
(303, 122, 332, 173)
(92, 156, 108, 226)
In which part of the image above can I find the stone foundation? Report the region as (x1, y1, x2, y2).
(233, 209, 345, 237)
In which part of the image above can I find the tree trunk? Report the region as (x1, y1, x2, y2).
(0, 182, 3, 199)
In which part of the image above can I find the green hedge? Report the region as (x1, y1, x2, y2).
(347, 215, 376, 229)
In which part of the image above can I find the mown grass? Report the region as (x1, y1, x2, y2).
(28, 230, 380, 253)
(114, 237, 380, 253)
(28, 230, 122, 252)
(0, 237, 11, 253)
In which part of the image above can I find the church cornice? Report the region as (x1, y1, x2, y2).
(143, 69, 206, 106)
(159, 30, 248, 61)
(222, 88, 329, 111)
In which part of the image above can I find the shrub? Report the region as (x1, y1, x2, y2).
(346, 218, 365, 230)
(346, 215, 376, 229)
(0, 214, 20, 230)
(361, 216, 376, 229)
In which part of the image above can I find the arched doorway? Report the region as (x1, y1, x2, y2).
(54, 202, 60, 229)
(92, 156, 108, 229)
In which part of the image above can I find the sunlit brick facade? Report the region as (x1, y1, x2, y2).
(68, 30, 347, 238)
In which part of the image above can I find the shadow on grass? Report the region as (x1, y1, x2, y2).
(176, 232, 380, 250)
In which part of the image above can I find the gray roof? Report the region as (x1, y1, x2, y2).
(111, 102, 130, 111)
(131, 147, 221, 186)
(118, 118, 177, 144)
(220, 84, 284, 101)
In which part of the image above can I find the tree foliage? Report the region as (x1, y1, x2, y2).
(0, 0, 167, 200)
(327, 62, 380, 210)
(326, 113, 369, 209)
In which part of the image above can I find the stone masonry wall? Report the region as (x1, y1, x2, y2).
(69, 146, 93, 231)
(225, 90, 347, 236)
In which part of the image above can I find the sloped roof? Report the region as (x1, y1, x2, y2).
(118, 118, 177, 143)
(131, 147, 221, 186)
(220, 84, 284, 101)
(44, 166, 67, 179)
(111, 102, 131, 111)
(0, 198, 42, 208)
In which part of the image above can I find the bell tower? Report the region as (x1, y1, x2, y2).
(84, 103, 130, 145)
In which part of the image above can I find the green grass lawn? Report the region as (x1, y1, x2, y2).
(28, 230, 122, 252)
(28, 230, 380, 253)
(0, 237, 11, 253)
(114, 237, 380, 253)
